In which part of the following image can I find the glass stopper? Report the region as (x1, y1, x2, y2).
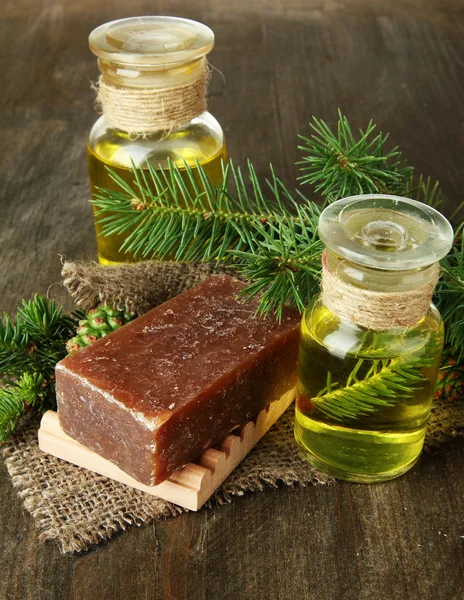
(89, 16, 215, 67)
(318, 195, 454, 270)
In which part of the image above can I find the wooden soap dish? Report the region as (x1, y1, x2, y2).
(38, 388, 295, 511)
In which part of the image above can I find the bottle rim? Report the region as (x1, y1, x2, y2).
(89, 16, 214, 67)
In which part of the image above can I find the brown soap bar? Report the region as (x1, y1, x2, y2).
(56, 275, 300, 486)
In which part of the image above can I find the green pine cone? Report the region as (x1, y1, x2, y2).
(66, 304, 133, 354)
(435, 347, 464, 401)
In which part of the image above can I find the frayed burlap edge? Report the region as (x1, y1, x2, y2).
(61, 260, 242, 315)
(2, 260, 463, 554)
(1, 409, 330, 554)
(3, 395, 462, 555)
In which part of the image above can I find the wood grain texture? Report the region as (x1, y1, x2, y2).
(0, 0, 463, 598)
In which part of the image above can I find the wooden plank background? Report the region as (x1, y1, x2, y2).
(0, 1, 463, 598)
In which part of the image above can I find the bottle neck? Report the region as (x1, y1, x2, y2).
(95, 57, 209, 135)
(324, 249, 439, 293)
(98, 56, 207, 89)
(321, 250, 439, 331)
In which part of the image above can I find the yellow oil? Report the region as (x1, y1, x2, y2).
(87, 125, 226, 265)
(295, 301, 443, 482)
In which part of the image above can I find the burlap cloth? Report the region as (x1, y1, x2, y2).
(2, 261, 464, 555)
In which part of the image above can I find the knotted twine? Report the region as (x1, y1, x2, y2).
(96, 67, 209, 135)
(321, 251, 439, 330)
(1, 260, 463, 554)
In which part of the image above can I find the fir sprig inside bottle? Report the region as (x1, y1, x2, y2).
(306, 356, 435, 422)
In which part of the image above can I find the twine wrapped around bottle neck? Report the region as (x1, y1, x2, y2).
(321, 252, 439, 331)
(96, 67, 209, 135)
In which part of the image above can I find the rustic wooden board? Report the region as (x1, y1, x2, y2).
(1, 1, 464, 599)
(38, 389, 295, 511)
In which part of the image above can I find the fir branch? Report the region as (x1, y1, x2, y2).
(0, 296, 77, 378)
(298, 109, 413, 201)
(312, 358, 429, 422)
(0, 373, 47, 441)
(232, 202, 323, 318)
(16, 295, 77, 341)
(0, 314, 30, 379)
(403, 173, 443, 209)
(0, 296, 80, 441)
(91, 160, 309, 265)
(92, 160, 323, 318)
(436, 228, 464, 359)
(90, 111, 455, 328)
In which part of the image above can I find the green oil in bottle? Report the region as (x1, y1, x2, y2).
(295, 301, 444, 481)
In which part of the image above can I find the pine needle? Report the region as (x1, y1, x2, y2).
(436, 227, 464, 359)
(313, 357, 431, 422)
(91, 160, 323, 319)
(0, 296, 80, 441)
(0, 373, 46, 441)
(403, 173, 443, 209)
(297, 109, 413, 201)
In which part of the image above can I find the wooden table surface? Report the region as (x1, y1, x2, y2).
(1, 1, 464, 598)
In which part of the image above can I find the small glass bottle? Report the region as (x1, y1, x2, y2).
(87, 17, 226, 265)
(295, 195, 453, 482)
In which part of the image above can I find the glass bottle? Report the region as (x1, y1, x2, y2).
(295, 195, 453, 482)
(87, 17, 226, 265)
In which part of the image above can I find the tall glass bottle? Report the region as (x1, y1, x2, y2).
(295, 195, 453, 482)
(87, 17, 226, 265)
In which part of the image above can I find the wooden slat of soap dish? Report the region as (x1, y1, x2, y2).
(38, 388, 295, 511)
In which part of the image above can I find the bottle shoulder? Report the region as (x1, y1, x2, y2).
(303, 298, 443, 360)
(88, 111, 225, 169)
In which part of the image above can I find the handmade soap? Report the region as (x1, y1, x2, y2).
(56, 275, 300, 485)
